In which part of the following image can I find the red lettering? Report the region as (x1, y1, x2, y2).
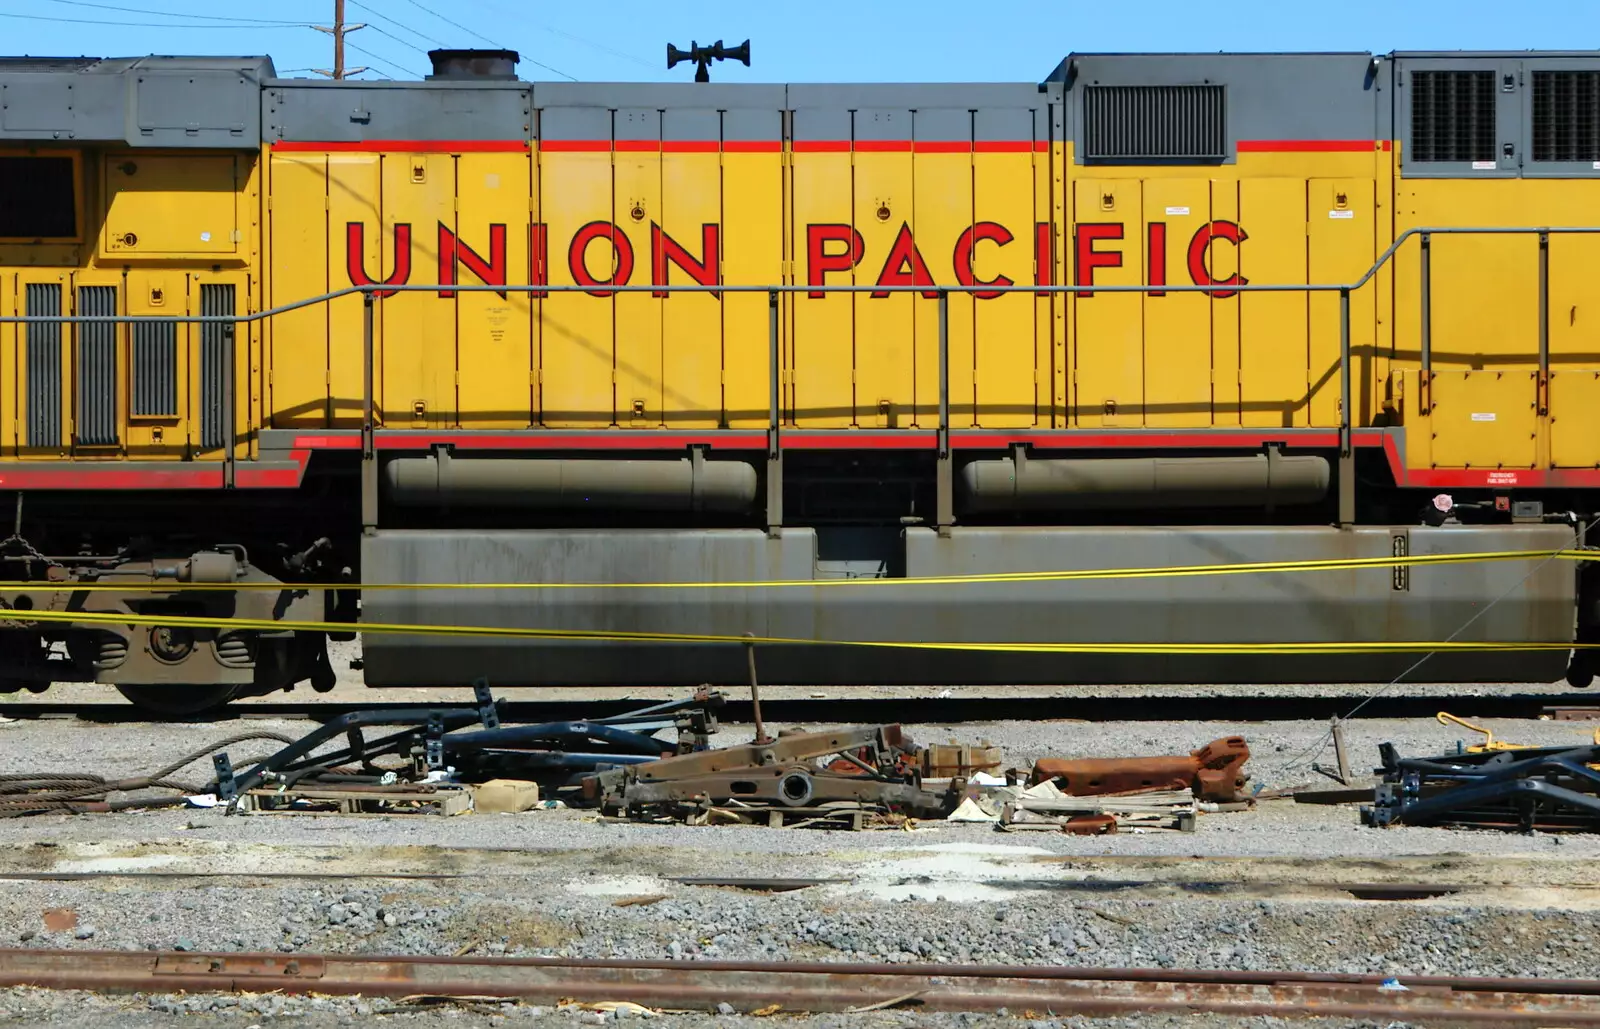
(953, 221, 1014, 300)
(651, 223, 721, 298)
(872, 222, 938, 299)
(806, 224, 864, 298)
(1034, 222, 1054, 294)
(568, 221, 634, 297)
(1074, 223, 1123, 297)
(345, 222, 411, 299)
(437, 223, 507, 299)
(530, 223, 547, 298)
(1147, 222, 1167, 297)
(1186, 220, 1249, 299)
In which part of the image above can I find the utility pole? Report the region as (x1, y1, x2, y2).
(312, 0, 367, 79)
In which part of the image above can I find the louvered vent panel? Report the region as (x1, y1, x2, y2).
(1533, 71, 1600, 162)
(24, 283, 61, 448)
(199, 284, 235, 449)
(1410, 70, 1495, 163)
(1083, 85, 1226, 162)
(75, 284, 118, 447)
(131, 321, 177, 418)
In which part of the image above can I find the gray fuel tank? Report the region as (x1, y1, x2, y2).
(359, 524, 1578, 687)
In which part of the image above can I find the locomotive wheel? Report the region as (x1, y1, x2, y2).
(115, 684, 241, 716)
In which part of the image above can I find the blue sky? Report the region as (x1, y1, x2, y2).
(1, 0, 1596, 83)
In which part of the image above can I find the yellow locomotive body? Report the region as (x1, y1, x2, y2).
(0, 49, 1594, 710)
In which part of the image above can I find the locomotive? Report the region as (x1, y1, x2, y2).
(0, 47, 1593, 713)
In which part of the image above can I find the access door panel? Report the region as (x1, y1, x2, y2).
(1307, 178, 1376, 427)
(971, 108, 1038, 428)
(1140, 180, 1212, 428)
(267, 153, 329, 428)
(455, 151, 533, 428)
(539, 107, 617, 427)
(660, 108, 722, 427)
(789, 107, 853, 427)
(1071, 180, 1142, 426)
(1237, 179, 1308, 427)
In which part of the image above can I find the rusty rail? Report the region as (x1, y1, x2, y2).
(5, 948, 1600, 1022)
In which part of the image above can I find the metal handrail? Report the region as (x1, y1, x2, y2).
(0, 225, 1595, 526)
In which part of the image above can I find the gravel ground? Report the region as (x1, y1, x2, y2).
(1, 710, 1599, 1026)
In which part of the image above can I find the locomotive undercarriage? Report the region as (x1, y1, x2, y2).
(0, 447, 1594, 715)
(0, 484, 357, 714)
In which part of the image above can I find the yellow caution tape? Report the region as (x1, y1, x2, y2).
(0, 604, 1588, 655)
(0, 547, 1590, 593)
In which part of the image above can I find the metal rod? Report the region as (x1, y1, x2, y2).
(1338, 287, 1355, 528)
(1539, 231, 1550, 412)
(222, 321, 236, 489)
(744, 631, 770, 745)
(767, 289, 779, 458)
(361, 295, 377, 534)
(765, 289, 782, 535)
(937, 290, 950, 456)
(936, 289, 953, 533)
(1419, 232, 1432, 377)
(11, 493, 19, 537)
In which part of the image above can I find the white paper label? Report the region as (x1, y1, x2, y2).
(1329, 210, 1354, 219)
(1593, 161, 1600, 170)
(1165, 206, 1189, 216)
(484, 173, 500, 188)
(1472, 160, 1497, 170)
(199, 231, 211, 242)
(1471, 412, 1496, 422)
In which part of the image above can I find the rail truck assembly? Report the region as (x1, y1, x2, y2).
(0, 47, 1596, 713)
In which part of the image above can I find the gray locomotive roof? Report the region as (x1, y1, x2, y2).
(0, 54, 273, 148)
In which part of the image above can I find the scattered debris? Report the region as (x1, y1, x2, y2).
(471, 779, 541, 813)
(238, 783, 473, 817)
(920, 742, 1002, 779)
(586, 725, 963, 826)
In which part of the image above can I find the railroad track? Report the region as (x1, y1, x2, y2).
(4, 948, 1599, 1022)
(2, 693, 1591, 724)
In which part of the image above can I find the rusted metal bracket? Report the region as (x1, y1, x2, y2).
(1030, 736, 1251, 804)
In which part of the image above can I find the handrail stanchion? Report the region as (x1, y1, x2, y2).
(223, 318, 236, 489)
(1420, 232, 1432, 415)
(1338, 286, 1355, 528)
(766, 288, 782, 537)
(936, 288, 953, 535)
(1538, 230, 1550, 416)
(361, 292, 378, 536)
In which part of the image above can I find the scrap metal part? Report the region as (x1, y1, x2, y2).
(1029, 736, 1251, 803)
(1362, 742, 1600, 832)
(211, 685, 727, 810)
(586, 724, 961, 820)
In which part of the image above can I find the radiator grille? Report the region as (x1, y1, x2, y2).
(1409, 70, 1496, 163)
(131, 320, 177, 418)
(1533, 70, 1600, 162)
(75, 284, 118, 446)
(1082, 85, 1226, 162)
(199, 283, 235, 449)
(24, 283, 61, 448)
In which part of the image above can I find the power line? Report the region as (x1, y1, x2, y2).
(348, 0, 446, 49)
(400, 0, 503, 49)
(345, 40, 425, 80)
(0, 10, 307, 28)
(397, 0, 576, 80)
(471, 0, 652, 69)
(39, 0, 306, 24)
